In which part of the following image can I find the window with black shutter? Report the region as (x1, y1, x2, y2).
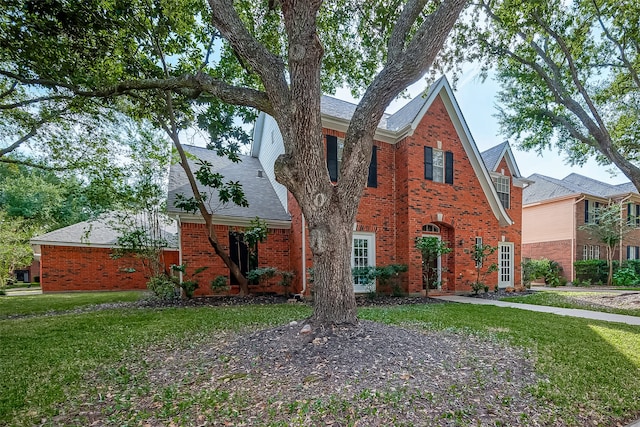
(326, 135, 338, 181)
(367, 146, 378, 188)
(424, 146, 453, 185)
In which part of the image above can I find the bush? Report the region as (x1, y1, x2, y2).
(522, 258, 563, 286)
(147, 275, 179, 301)
(470, 281, 488, 295)
(352, 264, 408, 297)
(210, 275, 229, 294)
(613, 267, 640, 287)
(574, 260, 609, 284)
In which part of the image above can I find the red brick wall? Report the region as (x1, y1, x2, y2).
(399, 95, 522, 293)
(522, 240, 573, 279)
(282, 94, 524, 295)
(40, 245, 178, 292)
(179, 222, 291, 296)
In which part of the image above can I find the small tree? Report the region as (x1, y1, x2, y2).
(470, 243, 497, 294)
(580, 203, 633, 286)
(0, 213, 33, 288)
(415, 237, 452, 295)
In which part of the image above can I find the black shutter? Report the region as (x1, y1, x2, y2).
(627, 246, 631, 260)
(636, 246, 640, 260)
(367, 146, 378, 188)
(585, 200, 589, 223)
(628, 203, 632, 225)
(635, 204, 639, 226)
(424, 147, 433, 180)
(595, 201, 600, 224)
(445, 151, 454, 184)
(326, 135, 338, 181)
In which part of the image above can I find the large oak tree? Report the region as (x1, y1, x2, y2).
(465, 0, 640, 187)
(0, 0, 468, 325)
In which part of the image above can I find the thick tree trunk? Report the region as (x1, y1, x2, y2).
(308, 217, 358, 325)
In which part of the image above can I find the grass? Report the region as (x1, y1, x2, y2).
(501, 290, 640, 317)
(1, 293, 639, 426)
(0, 291, 144, 318)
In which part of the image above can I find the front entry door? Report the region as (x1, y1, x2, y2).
(498, 242, 514, 288)
(352, 233, 375, 293)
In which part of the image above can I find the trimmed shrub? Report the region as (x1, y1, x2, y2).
(574, 260, 609, 284)
(147, 275, 179, 301)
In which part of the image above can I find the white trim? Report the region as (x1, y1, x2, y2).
(498, 242, 514, 288)
(168, 212, 291, 229)
(422, 234, 443, 289)
(352, 232, 376, 293)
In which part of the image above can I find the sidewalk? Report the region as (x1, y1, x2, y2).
(433, 295, 640, 326)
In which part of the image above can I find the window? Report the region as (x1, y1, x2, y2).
(327, 135, 377, 187)
(627, 203, 640, 227)
(628, 246, 640, 260)
(583, 245, 600, 260)
(424, 147, 453, 184)
(422, 224, 440, 233)
(493, 176, 510, 209)
(584, 200, 600, 224)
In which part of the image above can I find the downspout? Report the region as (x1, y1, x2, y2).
(177, 215, 183, 284)
(573, 195, 586, 282)
(618, 194, 632, 265)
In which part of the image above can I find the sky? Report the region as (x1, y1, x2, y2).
(337, 71, 631, 185)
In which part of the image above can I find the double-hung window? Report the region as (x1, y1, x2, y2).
(493, 176, 510, 209)
(424, 147, 453, 184)
(326, 135, 377, 187)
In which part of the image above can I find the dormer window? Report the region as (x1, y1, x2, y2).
(494, 175, 510, 209)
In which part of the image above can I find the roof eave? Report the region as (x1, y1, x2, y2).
(170, 212, 291, 229)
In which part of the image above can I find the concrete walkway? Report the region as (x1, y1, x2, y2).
(433, 295, 640, 326)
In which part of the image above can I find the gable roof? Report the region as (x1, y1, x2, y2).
(524, 172, 637, 205)
(30, 212, 178, 249)
(252, 76, 515, 226)
(480, 141, 523, 176)
(167, 145, 290, 227)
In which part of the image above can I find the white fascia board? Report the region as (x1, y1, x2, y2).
(250, 113, 266, 158)
(320, 116, 400, 144)
(175, 212, 291, 229)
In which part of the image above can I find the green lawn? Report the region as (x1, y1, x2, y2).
(501, 291, 640, 317)
(0, 291, 145, 318)
(1, 293, 639, 426)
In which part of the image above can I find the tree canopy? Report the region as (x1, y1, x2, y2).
(465, 0, 640, 187)
(0, 0, 468, 325)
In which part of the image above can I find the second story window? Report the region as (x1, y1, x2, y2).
(493, 176, 510, 209)
(584, 200, 600, 224)
(627, 203, 640, 227)
(424, 147, 453, 184)
(326, 135, 377, 188)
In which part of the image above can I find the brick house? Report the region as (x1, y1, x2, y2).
(170, 77, 528, 296)
(30, 214, 179, 292)
(522, 173, 640, 282)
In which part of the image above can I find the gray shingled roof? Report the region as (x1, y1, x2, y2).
(320, 77, 445, 132)
(167, 145, 290, 222)
(30, 213, 178, 248)
(523, 173, 636, 205)
(481, 142, 509, 172)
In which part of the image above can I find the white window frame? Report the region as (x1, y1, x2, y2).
(352, 232, 376, 293)
(583, 245, 600, 260)
(498, 242, 514, 288)
(495, 176, 510, 209)
(432, 149, 444, 183)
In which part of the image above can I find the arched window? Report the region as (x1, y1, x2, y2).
(422, 223, 440, 233)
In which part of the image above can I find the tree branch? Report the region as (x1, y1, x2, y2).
(387, 0, 429, 62)
(591, 0, 640, 90)
(0, 69, 274, 115)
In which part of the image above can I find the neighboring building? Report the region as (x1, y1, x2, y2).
(522, 173, 640, 281)
(170, 77, 528, 296)
(30, 214, 179, 292)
